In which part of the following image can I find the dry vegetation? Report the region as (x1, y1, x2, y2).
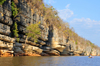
(13, 0, 100, 50)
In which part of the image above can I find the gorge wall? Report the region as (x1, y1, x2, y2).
(0, 0, 100, 57)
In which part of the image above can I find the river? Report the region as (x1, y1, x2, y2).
(0, 56, 99, 66)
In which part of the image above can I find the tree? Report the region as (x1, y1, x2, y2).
(25, 22, 41, 44)
(13, 22, 19, 42)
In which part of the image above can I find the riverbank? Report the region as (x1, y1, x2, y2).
(0, 53, 41, 57)
(0, 53, 99, 57)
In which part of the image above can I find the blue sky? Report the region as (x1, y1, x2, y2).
(44, 0, 100, 47)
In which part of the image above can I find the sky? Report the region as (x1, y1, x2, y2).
(43, 0, 100, 47)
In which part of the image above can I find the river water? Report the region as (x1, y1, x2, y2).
(0, 56, 99, 66)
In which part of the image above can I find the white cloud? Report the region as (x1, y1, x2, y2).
(66, 4, 70, 8)
(70, 18, 100, 28)
(58, 4, 74, 20)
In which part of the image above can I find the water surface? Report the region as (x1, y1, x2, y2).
(0, 56, 99, 66)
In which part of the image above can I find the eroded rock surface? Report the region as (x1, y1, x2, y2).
(0, 0, 100, 57)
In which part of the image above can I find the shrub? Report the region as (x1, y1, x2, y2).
(11, 1, 18, 17)
(26, 22, 41, 42)
(0, 0, 6, 5)
(13, 22, 19, 42)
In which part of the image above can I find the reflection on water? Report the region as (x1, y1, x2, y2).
(0, 56, 100, 66)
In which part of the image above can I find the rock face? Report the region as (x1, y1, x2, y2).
(46, 26, 66, 55)
(0, 0, 100, 57)
(61, 40, 100, 56)
(61, 40, 76, 55)
(12, 0, 43, 56)
(0, 0, 15, 57)
(0, 0, 67, 57)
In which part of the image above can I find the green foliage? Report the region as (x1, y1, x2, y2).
(75, 41, 78, 45)
(87, 42, 89, 45)
(26, 22, 41, 42)
(0, 0, 6, 5)
(13, 22, 19, 42)
(42, 4, 46, 10)
(11, 1, 18, 17)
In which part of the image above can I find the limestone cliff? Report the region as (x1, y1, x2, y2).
(0, 0, 100, 57)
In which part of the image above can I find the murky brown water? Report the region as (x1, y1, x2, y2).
(0, 56, 100, 66)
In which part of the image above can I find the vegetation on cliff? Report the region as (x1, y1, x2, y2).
(12, 0, 100, 50)
(0, 0, 6, 5)
(26, 22, 41, 43)
(11, 1, 18, 17)
(11, 0, 19, 42)
(12, 22, 19, 42)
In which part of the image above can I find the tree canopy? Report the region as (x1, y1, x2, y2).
(26, 22, 41, 42)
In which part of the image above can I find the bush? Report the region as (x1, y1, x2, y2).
(13, 22, 19, 42)
(0, 0, 6, 5)
(11, 1, 18, 17)
(26, 22, 41, 42)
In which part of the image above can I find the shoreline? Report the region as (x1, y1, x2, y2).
(0, 53, 99, 57)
